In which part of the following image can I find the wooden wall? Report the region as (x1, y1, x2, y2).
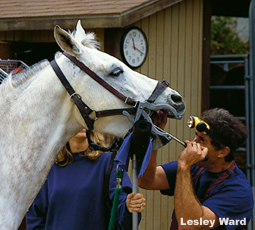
(132, 0, 203, 229)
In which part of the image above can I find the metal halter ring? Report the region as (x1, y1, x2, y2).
(70, 92, 82, 103)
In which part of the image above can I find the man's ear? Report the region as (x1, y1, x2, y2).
(218, 146, 230, 158)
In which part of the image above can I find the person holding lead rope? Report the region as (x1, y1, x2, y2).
(26, 129, 146, 230)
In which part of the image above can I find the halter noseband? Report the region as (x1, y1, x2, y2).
(50, 52, 179, 151)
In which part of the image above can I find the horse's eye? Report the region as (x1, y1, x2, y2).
(110, 68, 123, 77)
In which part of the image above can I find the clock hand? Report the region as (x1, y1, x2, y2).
(132, 37, 145, 55)
(134, 46, 145, 55)
(132, 37, 135, 50)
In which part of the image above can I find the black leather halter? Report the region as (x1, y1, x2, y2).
(50, 52, 169, 151)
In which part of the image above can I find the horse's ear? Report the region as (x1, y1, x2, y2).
(75, 20, 86, 40)
(54, 25, 80, 56)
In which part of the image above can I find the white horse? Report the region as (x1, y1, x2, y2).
(0, 21, 185, 230)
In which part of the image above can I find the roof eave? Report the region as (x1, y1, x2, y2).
(0, 0, 183, 31)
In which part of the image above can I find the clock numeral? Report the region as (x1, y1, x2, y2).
(125, 51, 129, 56)
(133, 32, 137, 37)
(132, 58, 135, 64)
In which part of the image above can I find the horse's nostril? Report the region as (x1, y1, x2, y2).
(171, 94, 183, 103)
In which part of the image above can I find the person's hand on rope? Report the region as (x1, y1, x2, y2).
(126, 192, 146, 213)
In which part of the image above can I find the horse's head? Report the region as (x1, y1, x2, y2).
(53, 21, 185, 150)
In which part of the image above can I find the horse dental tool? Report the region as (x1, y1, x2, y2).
(122, 100, 183, 146)
(123, 108, 173, 145)
(145, 121, 208, 162)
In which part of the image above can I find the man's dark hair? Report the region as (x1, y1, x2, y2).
(201, 108, 247, 162)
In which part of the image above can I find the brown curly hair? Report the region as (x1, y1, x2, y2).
(56, 131, 115, 167)
(201, 108, 247, 162)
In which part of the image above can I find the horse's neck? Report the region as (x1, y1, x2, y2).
(0, 59, 82, 229)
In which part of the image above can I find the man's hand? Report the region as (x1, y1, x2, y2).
(178, 141, 208, 170)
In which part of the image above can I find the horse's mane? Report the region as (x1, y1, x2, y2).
(71, 29, 100, 50)
(2, 59, 49, 89)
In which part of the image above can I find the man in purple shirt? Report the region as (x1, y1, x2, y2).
(139, 108, 253, 230)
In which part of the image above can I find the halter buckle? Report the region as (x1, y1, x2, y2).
(70, 92, 82, 103)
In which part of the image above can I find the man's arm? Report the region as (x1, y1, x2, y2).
(174, 142, 219, 230)
(138, 150, 169, 190)
(138, 110, 170, 190)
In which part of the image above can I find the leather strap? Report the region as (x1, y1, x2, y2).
(147, 80, 169, 103)
(50, 59, 94, 130)
(203, 162, 235, 201)
(191, 167, 205, 184)
(63, 52, 137, 106)
(95, 107, 137, 118)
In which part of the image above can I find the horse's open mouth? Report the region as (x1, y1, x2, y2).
(150, 109, 173, 126)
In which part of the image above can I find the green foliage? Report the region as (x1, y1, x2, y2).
(211, 16, 249, 55)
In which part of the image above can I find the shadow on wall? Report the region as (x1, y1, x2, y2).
(13, 42, 61, 66)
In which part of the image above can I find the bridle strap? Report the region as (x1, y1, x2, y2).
(147, 80, 170, 103)
(50, 59, 94, 130)
(96, 107, 137, 118)
(63, 52, 137, 106)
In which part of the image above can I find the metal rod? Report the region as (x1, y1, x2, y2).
(249, 1, 255, 228)
(169, 133, 209, 161)
(132, 154, 138, 230)
(170, 134, 187, 147)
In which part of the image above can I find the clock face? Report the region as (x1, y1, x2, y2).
(121, 27, 148, 68)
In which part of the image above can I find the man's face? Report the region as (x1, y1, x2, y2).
(192, 131, 220, 166)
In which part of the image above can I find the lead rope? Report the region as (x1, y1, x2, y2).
(108, 166, 124, 230)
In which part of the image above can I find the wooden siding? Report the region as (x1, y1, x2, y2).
(132, 0, 203, 229)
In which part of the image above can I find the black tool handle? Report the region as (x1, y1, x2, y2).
(130, 120, 152, 165)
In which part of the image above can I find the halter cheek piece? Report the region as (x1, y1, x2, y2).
(50, 52, 181, 151)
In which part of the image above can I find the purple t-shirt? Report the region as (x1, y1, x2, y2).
(161, 161, 254, 230)
(26, 152, 140, 230)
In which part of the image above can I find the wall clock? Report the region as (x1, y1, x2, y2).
(120, 27, 148, 68)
